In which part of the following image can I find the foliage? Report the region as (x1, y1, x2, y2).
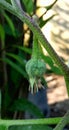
(0, 0, 69, 130)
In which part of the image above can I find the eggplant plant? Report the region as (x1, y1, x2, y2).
(0, 0, 69, 130)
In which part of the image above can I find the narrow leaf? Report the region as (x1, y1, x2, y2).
(22, 0, 34, 14)
(9, 124, 53, 130)
(0, 125, 8, 130)
(10, 98, 44, 118)
(0, 24, 5, 41)
(6, 52, 25, 66)
(3, 12, 16, 36)
(2, 58, 27, 79)
(41, 54, 54, 67)
(51, 65, 62, 75)
(13, 45, 32, 55)
(40, 14, 57, 27)
(46, 0, 58, 11)
(41, 54, 62, 75)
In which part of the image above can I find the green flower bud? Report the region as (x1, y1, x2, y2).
(26, 58, 46, 78)
(25, 58, 46, 93)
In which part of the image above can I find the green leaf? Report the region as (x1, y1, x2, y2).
(2, 58, 27, 79)
(0, 24, 5, 41)
(41, 54, 54, 68)
(22, 0, 34, 14)
(9, 125, 53, 130)
(3, 84, 11, 109)
(46, 0, 58, 11)
(6, 52, 25, 66)
(10, 68, 22, 88)
(41, 54, 62, 75)
(40, 14, 57, 28)
(3, 12, 16, 36)
(13, 45, 32, 55)
(10, 98, 44, 118)
(51, 65, 62, 75)
(0, 125, 8, 130)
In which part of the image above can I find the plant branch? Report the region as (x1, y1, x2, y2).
(0, 117, 61, 127)
(54, 110, 69, 130)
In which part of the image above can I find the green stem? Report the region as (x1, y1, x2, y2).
(54, 110, 69, 130)
(0, 117, 61, 127)
(32, 36, 39, 59)
(0, 114, 69, 130)
(64, 74, 69, 95)
(32, 36, 41, 59)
